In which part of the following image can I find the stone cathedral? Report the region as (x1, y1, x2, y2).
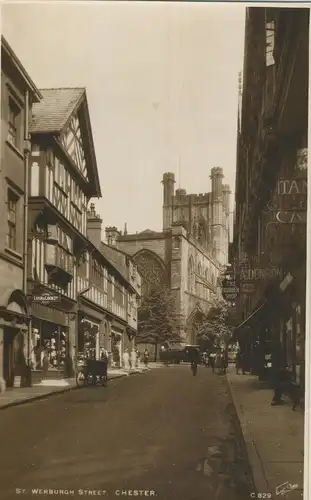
(106, 167, 231, 344)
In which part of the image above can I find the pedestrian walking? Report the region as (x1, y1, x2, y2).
(271, 342, 285, 406)
(235, 350, 242, 374)
(241, 351, 247, 375)
(203, 350, 209, 367)
(219, 349, 227, 374)
(223, 349, 228, 374)
(130, 348, 137, 370)
(215, 351, 223, 374)
(122, 348, 130, 370)
(42, 351, 49, 379)
(100, 347, 109, 379)
(209, 352, 216, 372)
(143, 349, 149, 367)
(136, 348, 141, 368)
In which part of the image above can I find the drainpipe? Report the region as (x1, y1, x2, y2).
(23, 90, 32, 385)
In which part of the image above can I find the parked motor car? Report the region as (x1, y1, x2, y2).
(159, 343, 187, 364)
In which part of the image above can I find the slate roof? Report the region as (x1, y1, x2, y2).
(30, 87, 85, 134)
(101, 243, 129, 284)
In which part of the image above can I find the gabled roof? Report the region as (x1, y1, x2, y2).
(30, 88, 85, 133)
(139, 229, 155, 234)
(30, 87, 101, 197)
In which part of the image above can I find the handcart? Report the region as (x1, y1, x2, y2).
(76, 358, 108, 388)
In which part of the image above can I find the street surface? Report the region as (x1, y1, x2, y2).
(0, 365, 254, 500)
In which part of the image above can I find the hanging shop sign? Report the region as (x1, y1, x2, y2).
(30, 292, 61, 305)
(222, 279, 238, 301)
(239, 281, 256, 294)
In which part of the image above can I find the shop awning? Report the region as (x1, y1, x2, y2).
(235, 303, 266, 331)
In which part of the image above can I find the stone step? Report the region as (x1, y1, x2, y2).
(32, 369, 65, 381)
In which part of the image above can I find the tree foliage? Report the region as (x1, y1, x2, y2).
(195, 298, 233, 347)
(137, 286, 181, 346)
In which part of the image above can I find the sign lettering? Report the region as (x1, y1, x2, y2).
(222, 279, 238, 301)
(240, 281, 256, 294)
(240, 267, 282, 281)
(32, 294, 61, 304)
(277, 179, 307, 196)
(274, 210, 307, 224)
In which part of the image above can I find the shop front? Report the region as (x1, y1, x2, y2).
(77, 300, 111, 362)
(78, 317, 99, 359)
(30, 302, 71, 378)
(31, 318, 69, 371)
(278, 268, 306, 391)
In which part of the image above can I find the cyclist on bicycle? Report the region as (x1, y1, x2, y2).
(186, 347, 201, 369)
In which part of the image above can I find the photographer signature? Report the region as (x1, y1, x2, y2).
(276, 482, 299, 496)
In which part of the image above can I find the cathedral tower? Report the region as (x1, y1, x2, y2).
(210, 167, 225, 264)
(162, 172, 175, 230)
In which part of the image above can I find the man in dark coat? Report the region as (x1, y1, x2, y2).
(271, 341, 285, 406)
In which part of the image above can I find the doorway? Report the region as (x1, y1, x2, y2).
(3, 327, 23, 387)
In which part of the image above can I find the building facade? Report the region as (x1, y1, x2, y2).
(110, 169, 231, 345)
(231, 7, 308, 391)
(0, 38, 141, 388)
(0, 37, 41, 389)
(27, 87, 102, 380)
(77, 204, 141, 368)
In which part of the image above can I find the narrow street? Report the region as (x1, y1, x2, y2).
(0, 366, 253, 500)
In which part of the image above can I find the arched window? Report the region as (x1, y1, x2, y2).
(188, 256, 195, 293)
(133, 250, 166, 298)
(211, 272, 215, 286)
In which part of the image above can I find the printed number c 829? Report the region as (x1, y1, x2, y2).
(250, 493, 272, 499)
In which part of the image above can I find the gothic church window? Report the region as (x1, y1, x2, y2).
(134, 251, 166, 298)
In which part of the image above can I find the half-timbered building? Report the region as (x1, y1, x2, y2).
(77, 204, 141, 367)
(28, 87, 102, 378)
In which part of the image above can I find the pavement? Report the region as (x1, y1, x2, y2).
(0, 364, 253, 500)
(0, 363, 161, 410)
(226, 365, 304, 500)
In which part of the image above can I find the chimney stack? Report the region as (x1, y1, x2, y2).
(87, 203, 103, 249)
(105, 226, 121, 246)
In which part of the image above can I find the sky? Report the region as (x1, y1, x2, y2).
(2, 1, 245, 235)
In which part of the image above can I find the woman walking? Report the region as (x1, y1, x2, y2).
(143, 349, 149, 368)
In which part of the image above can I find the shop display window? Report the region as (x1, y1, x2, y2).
(78, 319, 99, 359)
(32, 321, 69, 370)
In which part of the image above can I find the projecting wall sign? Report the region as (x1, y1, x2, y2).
(222, 279, 238, 301)
(29, 293, 61, 305)
(264, 176, 307, 228)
